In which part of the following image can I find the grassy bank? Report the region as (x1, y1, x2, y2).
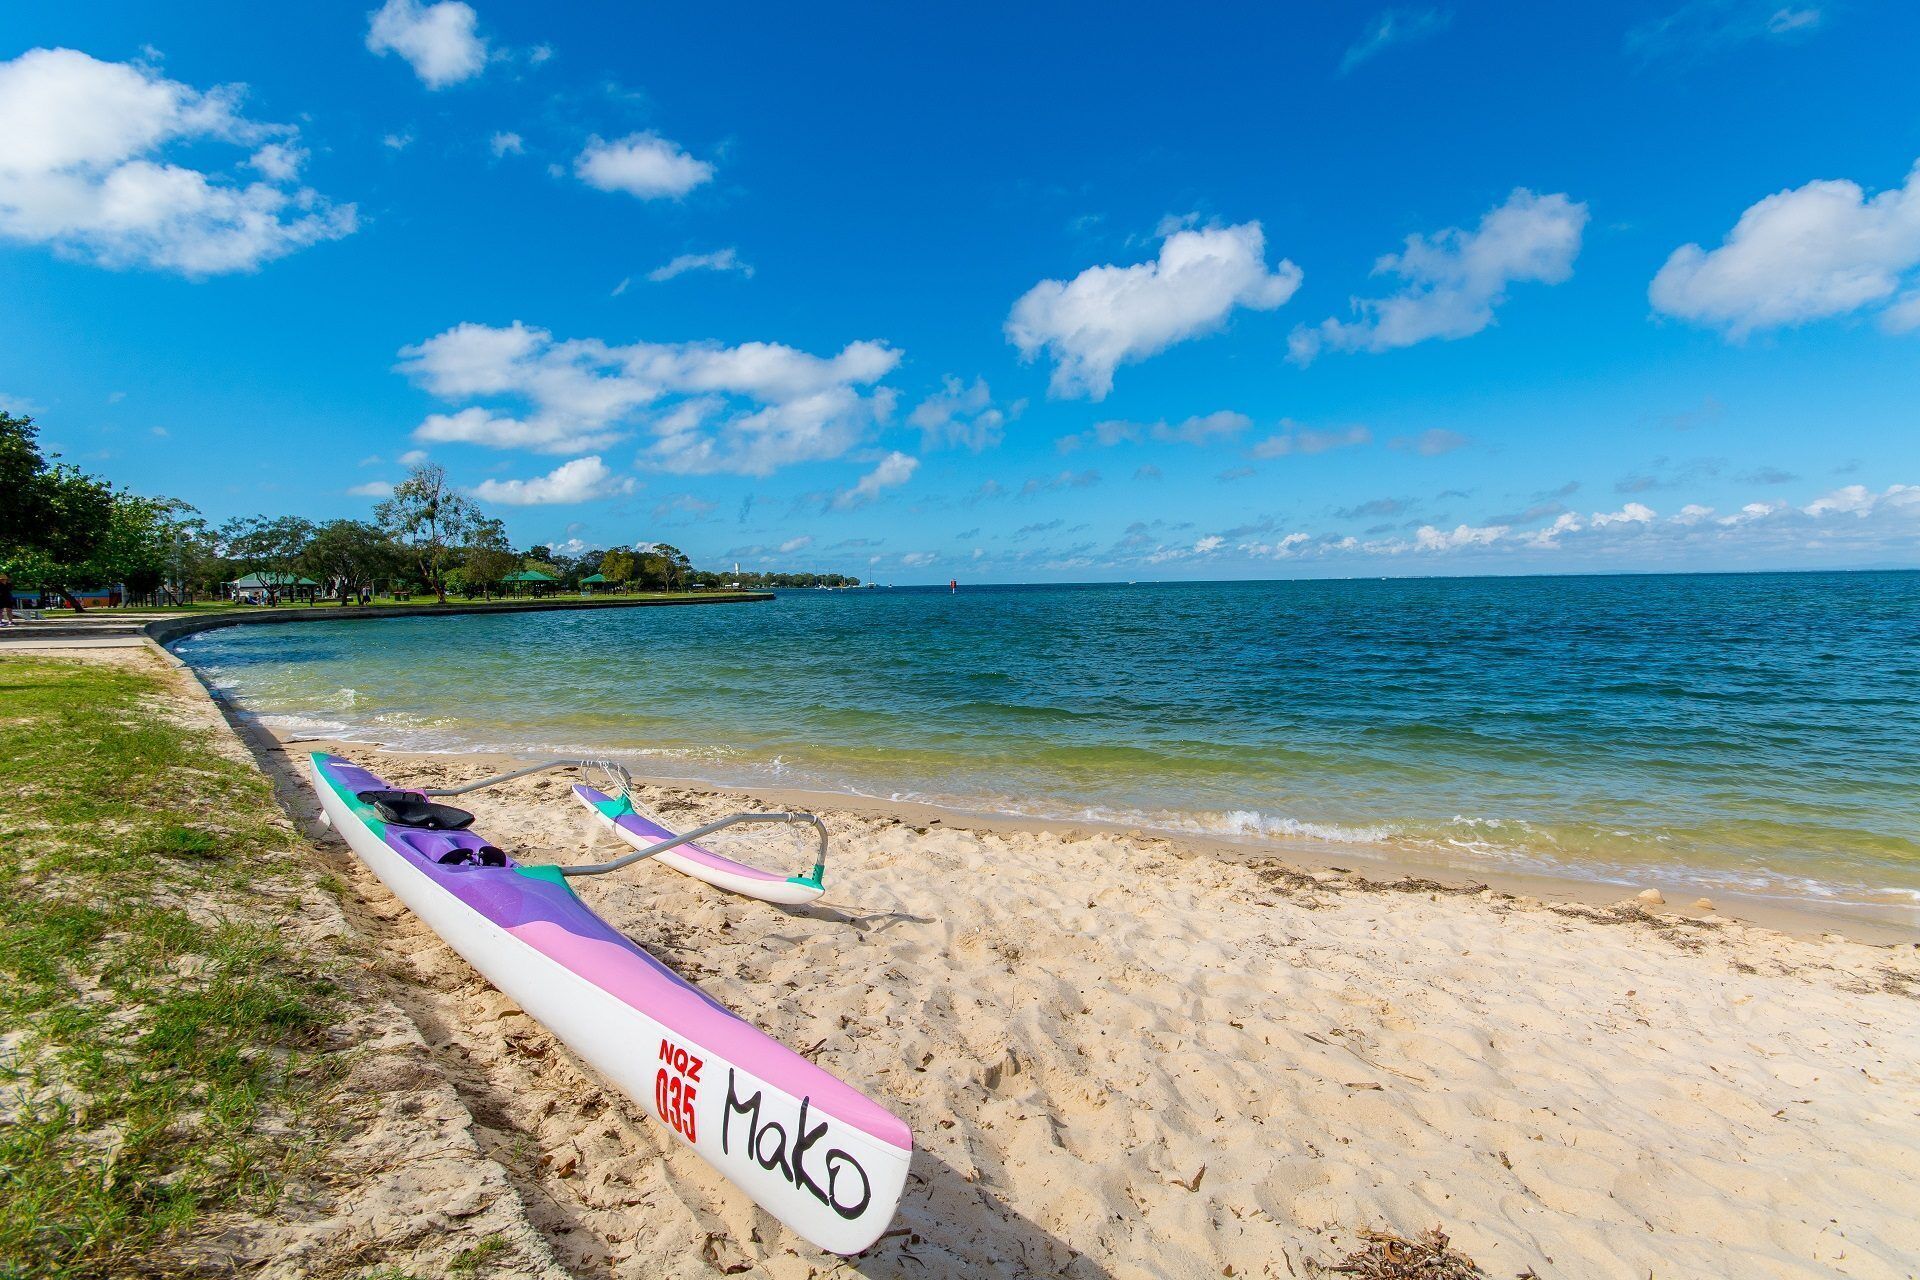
(0, 656, 341, 1277)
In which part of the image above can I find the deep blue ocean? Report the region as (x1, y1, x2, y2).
(180, 571, 1920, 915)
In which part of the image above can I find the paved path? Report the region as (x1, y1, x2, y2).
(1, 634, 150, 649)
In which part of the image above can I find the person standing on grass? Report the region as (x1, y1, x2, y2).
(0, 573, 16, 626)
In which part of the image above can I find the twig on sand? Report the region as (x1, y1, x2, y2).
(1316, 1227, 1487, 1278)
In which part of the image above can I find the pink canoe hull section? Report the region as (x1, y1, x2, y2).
(571, 783, 828, 906)
(309, 753, 909, 1254)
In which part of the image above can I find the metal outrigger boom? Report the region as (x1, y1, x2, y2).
(554, 809, 829, 879)
(418, 758, 830, 881)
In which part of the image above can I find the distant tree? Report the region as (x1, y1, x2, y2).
(151, 502, 221, 602)
(220, 515, 315, 603)
(653, 542, 692, 591)
(628, 541, 693, 591)
(546, 549, 593, 588)
(598, 547, 637, 588)
(88, 493, 175, 601)
(133, 498, 214, 602)
(376, 463, 480, 604)
(463, 517, 520, 598)
(303, 519, 397, 603)
(0, 410, 117, 608)
(0, 410, 48, 551)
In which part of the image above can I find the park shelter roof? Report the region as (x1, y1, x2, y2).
(230, 573, 319, 588)
(579, 573, 609, 583)
(502, 569, 560, 583)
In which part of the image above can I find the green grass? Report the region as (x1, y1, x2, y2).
(448, 1236, 510, 1274)
(0, 657, 342, 1278)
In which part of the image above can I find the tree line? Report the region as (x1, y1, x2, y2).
(0, 410, 858, 608)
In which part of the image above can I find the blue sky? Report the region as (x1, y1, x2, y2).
(2, 1, 1918, 583)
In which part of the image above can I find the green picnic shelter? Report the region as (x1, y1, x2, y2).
(502, 568, 560, 597)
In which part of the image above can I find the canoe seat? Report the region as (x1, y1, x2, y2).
(357, 789, 476, 830)
(388, 827, 509, 867)
(441, 843, 509, 867)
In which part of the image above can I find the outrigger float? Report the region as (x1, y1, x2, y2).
(307, 752, 910, 1255)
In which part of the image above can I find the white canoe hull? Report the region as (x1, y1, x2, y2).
(310, 755, 909, 1254)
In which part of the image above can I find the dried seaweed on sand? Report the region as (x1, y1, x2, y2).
(1317, 1228, 1488, 1279)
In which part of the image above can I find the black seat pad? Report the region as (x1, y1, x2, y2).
(439, 844, 509, 867)
(356, 789, 476, 830)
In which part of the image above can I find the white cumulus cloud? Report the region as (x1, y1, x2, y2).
(1007, 220, 1302, 400)
(1060, 410, 1251, 452)
(648, 246, 752, 282)
(397, 321, 903, 476)
(1589, 501, 1657, 527)
(909, 376, 1019, 452)
(0, 48, 355, 274)
(1627, 0, 1825, 62)
(575, 133, 713, 200)
(366, 0, 489, 89)
(833, 451, 918, 510)
(1290, 189, 1587, 363)
(471, 455, 636, 505)
(1803, 482, 1919, 518)
(1249, 423, 1372, 458)
(1112, 474, 1920, 572)
(1340, 8, 1453, 75)
(1649, 160, 1920, 338)
(489, 131, 523, 157)
(1415, 523, 1508, 551)
(347, 480, 394, 498)
(247, 142, 304, 181)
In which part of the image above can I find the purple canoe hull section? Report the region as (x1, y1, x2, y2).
(308, 753, 910, 1254)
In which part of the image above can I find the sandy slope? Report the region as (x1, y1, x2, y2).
(252, 736, 1920, 1280)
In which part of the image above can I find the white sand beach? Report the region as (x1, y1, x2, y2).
(252, 730, 1920, 1279)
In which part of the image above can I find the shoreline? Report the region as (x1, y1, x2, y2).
(262, 727, 1920, 947)
(158, 581, 1920, 942)
(251, 720, 1920, 1275)
(28, 636, 1918, 1275)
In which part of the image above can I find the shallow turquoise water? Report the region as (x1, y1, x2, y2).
(180, 573, 1920, 912)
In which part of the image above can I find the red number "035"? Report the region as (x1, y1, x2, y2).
(655, 1068, 697, 1141)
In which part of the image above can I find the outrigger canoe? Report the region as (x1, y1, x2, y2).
(307, 752, 910, 1254)
(571, 782, 828, 906)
